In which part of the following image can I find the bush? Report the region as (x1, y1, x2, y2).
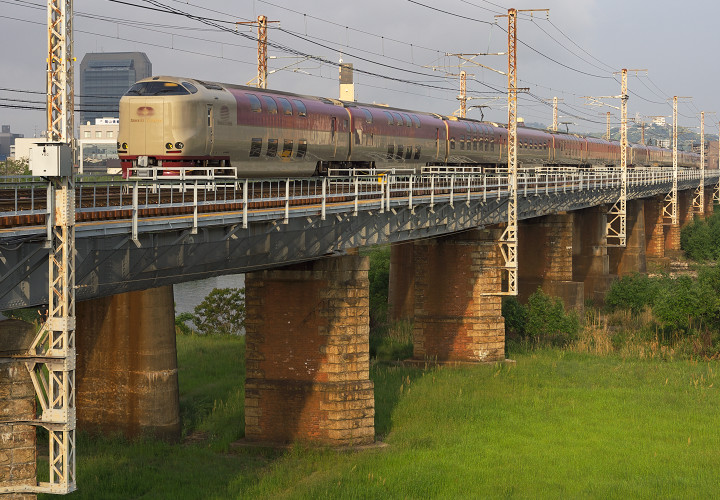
(605, 273, 663, 314)
(501, 296, 527, 336)
(176, 287, 245, 335)
(681, 209, 720, 261)
(503, 289, 579, 347)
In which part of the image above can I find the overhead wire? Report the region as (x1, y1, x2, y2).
(111, 0, 482, 94)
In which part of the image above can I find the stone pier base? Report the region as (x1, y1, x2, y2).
(75, 285, 181, 441)
(244, 256, 374, 446)
(412, 228, 505, 363)
(0, 320, 37, 499)
(519, 213, 584, 312)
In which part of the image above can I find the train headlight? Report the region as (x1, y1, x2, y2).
(175, 142, 184, 150)
(165, 142, 174, 150)
(121, 142, 128, 150)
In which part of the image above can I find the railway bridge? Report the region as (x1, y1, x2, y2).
(1, 168, 717, 492)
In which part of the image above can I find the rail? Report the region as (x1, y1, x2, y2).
(0, 168, 716, 236)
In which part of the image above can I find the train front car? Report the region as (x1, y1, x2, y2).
(118, 76, 232, 177)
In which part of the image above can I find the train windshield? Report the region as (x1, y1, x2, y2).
(125, 81, 190, 96)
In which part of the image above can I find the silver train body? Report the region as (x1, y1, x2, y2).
(118, 76, 701, 176)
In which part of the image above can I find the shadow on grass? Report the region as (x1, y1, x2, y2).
(371, 361, 425, 439)
(42, 333, 428, 498)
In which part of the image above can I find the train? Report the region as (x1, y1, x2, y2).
(117, 75, 701, 177)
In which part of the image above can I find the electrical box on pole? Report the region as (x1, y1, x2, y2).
(29, 142, 72, 177)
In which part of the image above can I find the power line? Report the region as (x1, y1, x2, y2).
(407, 0, 615, 80)
(113, 0, 477, 93)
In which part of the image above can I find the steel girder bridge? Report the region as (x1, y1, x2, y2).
(0, 168, 715, 312)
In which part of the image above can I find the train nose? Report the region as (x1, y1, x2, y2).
(121, 98, 165, 155)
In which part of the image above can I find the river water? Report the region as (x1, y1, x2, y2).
(173, 273, 245, 315)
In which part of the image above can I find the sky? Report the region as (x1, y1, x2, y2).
(1, 0, 719, 139)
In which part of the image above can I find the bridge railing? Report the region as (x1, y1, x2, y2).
(1, 168, 716, 232)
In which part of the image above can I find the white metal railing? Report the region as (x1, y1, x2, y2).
(1, 168, 717, 232)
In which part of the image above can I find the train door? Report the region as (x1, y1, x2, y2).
(331, 116, 337, 157)
(205, 104, 214, 155)
(436, 128, 440, 159)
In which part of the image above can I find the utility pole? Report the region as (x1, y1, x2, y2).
(38, 0, 76, 493)
(460, 70, 467, 118)
(0, 0, 78, 495)
(640, 120, 646, 145)
(493, 7, 547, 296)
(547, 96, 564, 132)
(597, 112, 611, 140)
(716, 120, 720, 205)
(583, 68, 646, 247)
(237, 15, 279, 89)
(440, 52, 504, 118)
(663, 96, 691, 226)
(694, 111, 715, 215)
(606, 111, 611, 140)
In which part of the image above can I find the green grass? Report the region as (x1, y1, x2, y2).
(44, 340, 720, 499)
(176, 334, 246, 450)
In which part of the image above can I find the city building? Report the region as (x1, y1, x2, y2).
(11, 137, 40, 161)
(80, 52, 152, 124)
(652, 116, 667, 127)
(0, 125, 24, 161)
(79, 117, 120, 173)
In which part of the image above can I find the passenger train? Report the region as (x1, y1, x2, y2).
(117, 75, 701, 177)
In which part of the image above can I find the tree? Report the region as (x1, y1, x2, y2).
(0, 158, 30, 176)
(177, 287, 246, 335)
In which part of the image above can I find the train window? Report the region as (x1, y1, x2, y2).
(125, 81, 190, 96)
(277, 97, 293, 115)
(473, 138, 477, 151)
(411, 115, 421, 128)
(281, 139, 293, 157)
(250, 138, 262, 157)
(460, 135, 465, 150)
(195, 80, 224, 91)
(343, 119, 348, 130)
(396, 145, 404, 160)
(383, 111, 393, 125)
(181, 82, 198, 94)
(266, 139, 278, 157)
(261, 96, 278, 114)
(362, 108, 373, 124)
(247, 94, 262, 113)
(296, 139, 307, 158)
(387, 144, 395, 159)
(402, 114, 412, 127)
(450, 137, 456, 149)
(405, 146, 412, 160)
(292, 99, 307, 117)
(414, 146, 421, 160)
(392, 112, 403, 126)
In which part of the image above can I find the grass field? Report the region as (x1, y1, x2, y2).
(43, 335, 720, 499)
